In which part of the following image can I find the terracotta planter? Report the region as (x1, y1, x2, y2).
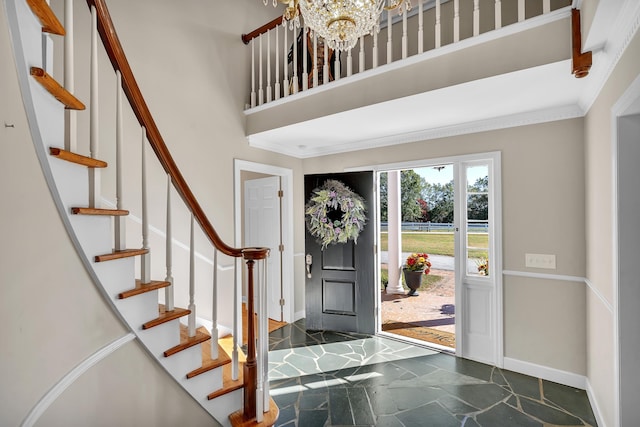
(403, 269, 423, 296)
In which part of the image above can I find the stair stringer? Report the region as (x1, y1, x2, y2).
(5, 1, 241, 425)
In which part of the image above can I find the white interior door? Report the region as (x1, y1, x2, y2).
(244, 176, 283, 321)
(456, 155, 502, 365)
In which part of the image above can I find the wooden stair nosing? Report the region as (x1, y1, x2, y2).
(207, 362, 244, 400)
(142, 305, 189, 330)
(229, 397, 279, 427)
(72, 207, 129, 216)
(119, 279, 171, 299)
(49, 147, 108, 168)
(186, 338, 232, 379)
(30, 67, 85, 110)
(164, 324, 211, 357)
(94, 248, 148, 262)
(26, 0, 65, 35)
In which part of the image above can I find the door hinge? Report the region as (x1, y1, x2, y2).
(279, 298, 285, 306)
(277, 190, 284, 198)
(279, 244, 284, 252)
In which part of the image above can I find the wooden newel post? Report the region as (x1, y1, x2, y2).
(244, 257, 257, 420)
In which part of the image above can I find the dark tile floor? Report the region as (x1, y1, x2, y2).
(268, 320, 597, 427)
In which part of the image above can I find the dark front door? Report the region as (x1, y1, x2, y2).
(304, 172, 375, 335)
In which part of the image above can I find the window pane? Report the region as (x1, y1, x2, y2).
(467, 194, 488, 220)
(467, 165, 488, 193)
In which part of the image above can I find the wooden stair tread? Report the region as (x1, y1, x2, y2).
(164, 324, 210, 357)
(119, 279, 171, 299)
(49, 147, 107, 168)
(229, 397, 279, 427)
(26, 0, 65, 35)
(208, 362, 244, 400)
(94, 248, 148, 262)
(142, 304, 189, 329)
(186, 329, 232, 379)
(72, 207, 129, 216)
(31, 67, 85, 110)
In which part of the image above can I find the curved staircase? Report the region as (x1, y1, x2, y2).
(6, 0, 277, 425)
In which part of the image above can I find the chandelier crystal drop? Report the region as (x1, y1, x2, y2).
(266, 0, 410, 51)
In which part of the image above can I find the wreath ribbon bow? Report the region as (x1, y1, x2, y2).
(305, 180, 367, 249)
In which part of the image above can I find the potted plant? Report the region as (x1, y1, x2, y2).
(403, 252, 432, 296)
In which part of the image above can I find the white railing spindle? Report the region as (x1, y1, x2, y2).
(165, 174, 174, 312)
(261, 259, 270, 413)
(359, 36, 365, 73)
(334, 47, 341, 80)
(63, 0, 76, 152)
(232, 259, 239, 380)
(387, 9, 392, 64)
(283, 23, 289, 97)
(255, 259, 264, 422)
(302, 26, 308, 90)
(274, 25, 280, 100)
(292, 26, 298, 94)
(313, 33, 318, 87)
(418, 0, 424, 54)
(250, 39, 256, 108)
(543, 0, 550, 14)
(518, 0, 525, 22)
(188, 214, 196, 338)
(495, 0, 502, 29)
(347, 47, 353, 77)
(114, 70, 125, 251)
(211, 248, 219, 359)
(324, 41, 329, 84)
(473, 0, 480, 37)
(373, 20, 379, 68)
(258, 35, 264, 105)
(140, 126, 150, 283)
(435, 0, 441, 48)
(266, 29, 272, 103)
(402, 6, 408, 59)
(89, 5, 100, 208)
(454, 0, 460, 42)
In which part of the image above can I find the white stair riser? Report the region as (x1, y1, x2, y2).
(161, 341, 203, 378)
(116, 290, 164, 332)
(139, 319, 182, 357)
(68, 215, 113, 263)
(185, 367, 223, 400)
(204, 389, 243, 427)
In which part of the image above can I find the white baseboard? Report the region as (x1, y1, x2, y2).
(585, 378, 608, 427)
(294, 310, 305, 322)
(503, 357, 587, 390)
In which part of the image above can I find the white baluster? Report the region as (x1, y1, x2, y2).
(165, 174, 174, 312)
(313, 33, 318, 87)
(140, 126, 150, 283)
(255, 259, 264, 422)
(302, 26, 308, 90)
(454, 0, 460, 43)
(266, 29, 272, 103)
(89, 5, 100, 209)
(543, 0, 550, 14)
(232, 259, 239, 380)
(347, 48, 353, 77)
(418, 0, 424, 54)
(334, 48, 341, 80)
(292, 26, 298, 94)
(518, 0, 525, 22)
(283, 23, 289, 97)
(64, 0, 76, 152)
(210, 248, 219, 359)
(258, 35, 264, 105)
(474, 0, 480, 36)
(387, 9, 392, 64)
(359, 36, 365, 73)
(495, 0, 502, 29)
(274, 25, 280, 100)
(188, 215, 196, 338)
(322, 40, 331, 84)
(114, 71, 125, 251)
(402, 5, 408, 59)
(373, 19, 379, 68)
(435, 0, 441, 48)
(250, 39, 256, 108)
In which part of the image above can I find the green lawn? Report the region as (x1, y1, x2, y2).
(380, 232, 488, 258)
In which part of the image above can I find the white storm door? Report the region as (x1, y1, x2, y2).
(456, 156, 502, 366)
(244, 176, 283, 321)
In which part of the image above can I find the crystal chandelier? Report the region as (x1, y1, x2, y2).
(264, 0, 410, 51)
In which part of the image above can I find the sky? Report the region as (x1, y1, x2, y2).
(414, 164, 488, 186)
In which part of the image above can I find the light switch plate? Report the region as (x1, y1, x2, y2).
(525, 253, 556, 269)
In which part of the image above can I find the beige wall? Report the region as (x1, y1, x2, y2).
(584, 27, 640, 427)
(303, 118, 587, 373)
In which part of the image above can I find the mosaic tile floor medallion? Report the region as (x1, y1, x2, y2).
(268, 320, 597, 427)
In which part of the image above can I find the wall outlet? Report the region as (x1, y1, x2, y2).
(525, 253, 556, 269)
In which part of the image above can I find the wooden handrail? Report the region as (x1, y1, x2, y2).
(86, 0, 267, 261)
(571, 8, 592, 78)
(242, 14, 283, 45)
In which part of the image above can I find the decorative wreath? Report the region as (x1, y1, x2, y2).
(305, 179, 367, 249)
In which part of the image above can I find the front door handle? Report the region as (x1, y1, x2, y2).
(305, 253, 313, 278)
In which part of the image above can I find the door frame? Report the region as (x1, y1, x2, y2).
(612, 73, 640, 427)
(234, 159, 294, 324)
(348, 151, 504, 367)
